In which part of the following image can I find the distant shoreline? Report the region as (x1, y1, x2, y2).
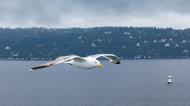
(1, 57, 190, 61)
(1, 27, 190, 59)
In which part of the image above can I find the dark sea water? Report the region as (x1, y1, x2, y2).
(1, 60, 190, 106)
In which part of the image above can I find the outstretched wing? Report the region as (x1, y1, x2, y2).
(88, 54, 121, 64)
(29, 55, 85, 70)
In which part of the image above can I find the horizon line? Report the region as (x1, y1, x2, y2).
(0, 26, 189, 30)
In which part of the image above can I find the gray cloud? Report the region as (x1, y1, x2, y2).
(0, 0, 190, 28)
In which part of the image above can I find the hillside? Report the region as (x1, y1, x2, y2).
(0, 27, 190, 60)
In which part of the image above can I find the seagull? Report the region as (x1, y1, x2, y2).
(29, 54, 120, 70)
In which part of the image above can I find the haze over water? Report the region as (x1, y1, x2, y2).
(0, 60, 190, 106)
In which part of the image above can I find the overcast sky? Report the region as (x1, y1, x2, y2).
(0, 0, 190, 29)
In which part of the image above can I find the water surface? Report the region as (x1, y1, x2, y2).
(0, 60, 190, 106)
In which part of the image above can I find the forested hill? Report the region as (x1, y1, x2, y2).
(0, 27, 190, 60)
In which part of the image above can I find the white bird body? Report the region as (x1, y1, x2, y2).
(71, 57, 99, 69)
(29, 54, 120, 70)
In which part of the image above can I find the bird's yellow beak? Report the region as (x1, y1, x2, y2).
(98, 64, 104, 69)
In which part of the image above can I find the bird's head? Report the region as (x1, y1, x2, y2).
(93, 60, 103, 69)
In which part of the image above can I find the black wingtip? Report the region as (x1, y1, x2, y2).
(115, 61, 121, 64)
(30, 65, 50, 70)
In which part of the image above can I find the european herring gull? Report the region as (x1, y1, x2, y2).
(29, 54, 120, 70)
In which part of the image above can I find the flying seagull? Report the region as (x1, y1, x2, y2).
(29, 54, 120, 70)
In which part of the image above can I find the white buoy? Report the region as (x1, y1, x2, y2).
(167, 74, 172, 84)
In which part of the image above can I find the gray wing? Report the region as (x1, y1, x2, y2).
(89, 54, 121, 64)
(29, 55, 85, 70)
